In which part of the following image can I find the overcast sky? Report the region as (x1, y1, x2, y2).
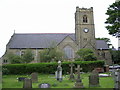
(0, 0, 118, 57)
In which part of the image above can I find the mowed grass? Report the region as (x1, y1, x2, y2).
(2, 73, 114, 88)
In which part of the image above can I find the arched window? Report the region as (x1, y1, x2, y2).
(83, 15, 88, 23)
(3, 59, 7, 63)
(63, 45, 74, 59)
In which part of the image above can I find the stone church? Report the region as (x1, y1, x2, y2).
(2, 7, 112, 65)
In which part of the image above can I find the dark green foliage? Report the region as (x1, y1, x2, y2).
(84, 53, 97, 61)
(2, 68, 9, 75)
(6, 53, 22, 64)
(2, 60, 104, 75)
(76, 48, 97, 61)
(110, 50, 120, 64)
(22, 49, 34, 63)
(105, 1, 120, 36)
(73, 60, 104, 72)
(96, 38, 111, 43)
(39, 49, 50, 62)
(39, 48, 63, 62)
(6, 49, 34, 64)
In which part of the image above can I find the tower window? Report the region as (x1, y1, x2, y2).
(83, 15, 88, 23)
(84, 38, 87, 41)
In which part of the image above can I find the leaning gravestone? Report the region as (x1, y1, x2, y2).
(38, 83, 51, 88)
(89, 70, 100, 87)
(23, 78, 32, 88)
(69, 63, 75, 81)
(114, 69, 120, 89)
(31, 72, 38, 83)
(74, 65, 84, 88)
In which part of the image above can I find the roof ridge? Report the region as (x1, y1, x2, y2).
(15, 33, 74, 35)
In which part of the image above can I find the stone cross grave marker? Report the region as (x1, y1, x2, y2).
(89, 70, 99, 87)
(69, 63, 75, 80)
(74, 65, 84, 88)
(23, 78, 32, 88)
(114, 69, 120, 89)
(31, 72, 38, 83)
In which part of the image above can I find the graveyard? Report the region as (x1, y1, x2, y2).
(2, 73, 114, 88)
(2, 61, 117, 89)
(1, 0, 120, 89)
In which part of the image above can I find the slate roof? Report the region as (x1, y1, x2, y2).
(7, 33, 109, 50)
(96, 40, 109, 50)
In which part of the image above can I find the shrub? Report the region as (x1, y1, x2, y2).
(84, 53, 97, 61)
(6, 53, 22, 64)
(22, 49, 34, 63)
(2, 68, 9, 75)
(110, 50, 120, 64)
(2, 60, 104, 75)
(39, 48, 63, 62)
(76, 48, 97, 61)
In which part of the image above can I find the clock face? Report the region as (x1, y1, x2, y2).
(83, 28, 89, 33)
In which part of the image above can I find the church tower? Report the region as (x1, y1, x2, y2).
(75, 7, 96, 50)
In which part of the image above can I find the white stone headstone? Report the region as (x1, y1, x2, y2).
(114, 69, 120, 89)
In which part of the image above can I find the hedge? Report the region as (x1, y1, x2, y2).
(2, 60, 104, 75)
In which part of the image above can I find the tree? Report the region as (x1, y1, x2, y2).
(39, 48, 63, 62)
(105, 1, 120, 36)
(76, 48, 97, 61)
(22, 49, 34, 63)
(110, 50, 120, 64)
(6, 53, 22, 64)
(39, 49, 50, 62)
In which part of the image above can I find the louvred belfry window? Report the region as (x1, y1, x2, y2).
(83, 15, 88, 23)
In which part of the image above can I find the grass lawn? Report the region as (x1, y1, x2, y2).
(2, 73, 114, 88)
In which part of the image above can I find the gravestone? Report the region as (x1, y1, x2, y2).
(31, 72, 38, 83)
(23, 78, 32, 88)
(69, 63, 75, 81)
(74, 65, 84, 88)
(114, 69, 120, 89)
(104, 65, 109, 72)
(89, 70, 100, 87)
(99, 74, 109, 77)
(55, 60, 62, 82)
(18, 77, 26, 81)
(38, 83, 51, 88)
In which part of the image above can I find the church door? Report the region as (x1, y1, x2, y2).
(63, 45, 74, 59)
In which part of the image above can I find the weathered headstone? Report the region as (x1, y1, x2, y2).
(31, 72, 38, 83)
(114, 69, 120, 89)
(74, 65, 84, 88)
(89, 70, 100, 87)
(104, 65, 109, 72)
(69, 63, 75, 81)
(38, 83, 51, 88)
(55, 60, 62, 82)
(23, 78, 32, 88)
